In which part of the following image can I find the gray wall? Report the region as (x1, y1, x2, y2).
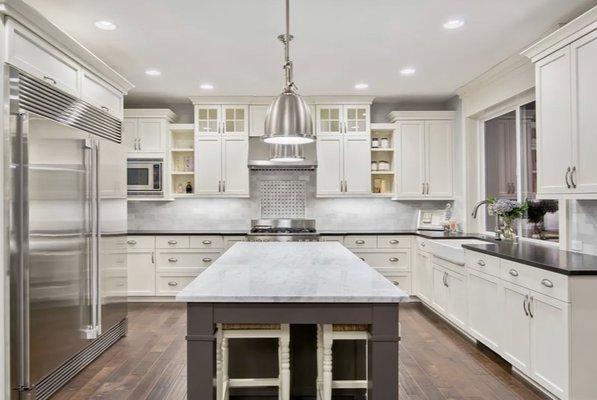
(128, 170, 451, 231)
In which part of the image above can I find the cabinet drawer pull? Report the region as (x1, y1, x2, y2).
(389, 257, 399, 262)
(477, 260, 486, 267)
(523, 295, 529, 316)
(126, 239, 137, 245)
(168, 257, 178, 263)
(202, 257, 212, 263)
(389, 239, 399, 244)
(541, 279, 554, 288)
(420, 242, 426, 247)
(392, 281, 400, 286)
(565, 167, 572, 189)
(43, 75, 57, 85)
(168, 240, 178, 245)
(570, 166, 577, 189)
(202, 240, 212, 245)
(355, 240, 365, 245)
(509, 269, 519, 277)
(167, 281, 178, 287)
(101, 106, 110, 112)
(359, 257, 365, 261)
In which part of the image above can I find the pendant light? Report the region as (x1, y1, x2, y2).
(263, 0, 314, 145)
(270, 144, 305, 162)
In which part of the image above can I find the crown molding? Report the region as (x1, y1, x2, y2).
(387, 111, 456, 122)
(124, 108, 177, 121)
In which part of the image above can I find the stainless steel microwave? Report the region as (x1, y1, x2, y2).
(127, 159, 163, 195)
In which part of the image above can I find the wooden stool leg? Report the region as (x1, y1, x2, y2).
(216, 325, 223, 400)
(316, 325, 323, 400)
(279, 324, 291, 400)
(322, 324, 333, 400)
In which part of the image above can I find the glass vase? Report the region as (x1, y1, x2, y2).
(501, 217, 517, 241)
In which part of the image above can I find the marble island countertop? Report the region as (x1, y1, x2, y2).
(176, 242, 409, 303)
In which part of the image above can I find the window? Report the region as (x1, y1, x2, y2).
(482, 101, 559, 242)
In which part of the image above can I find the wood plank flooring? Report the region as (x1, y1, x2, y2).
(51, 302, 548, 400)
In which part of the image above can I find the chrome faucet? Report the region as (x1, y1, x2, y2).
(471, 200, 502, 241)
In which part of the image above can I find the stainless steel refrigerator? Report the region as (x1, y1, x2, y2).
(8, 67, 128, 400)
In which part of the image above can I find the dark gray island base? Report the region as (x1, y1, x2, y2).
(186, 302, 400, 399)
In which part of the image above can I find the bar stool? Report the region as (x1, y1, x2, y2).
(316, 324, 370, 400)
(216, 323, 290, 400)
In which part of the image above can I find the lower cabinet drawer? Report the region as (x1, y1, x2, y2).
(465, 250, 500, 277)
(156, 251, 220, 269)
(126, 236, 155, 250)
(156, 274, 199, 295)
(156, 236, 190, 249)
(190, 235, 224, 249)
(501, 260, 569, 302)
(355, 251, 411, 271)
(344, 235, 377, 249)
(380, 273, 412, 295)
(377, 235, 411, 249)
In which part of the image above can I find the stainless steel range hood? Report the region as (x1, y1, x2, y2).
(248, 137, 317, 170)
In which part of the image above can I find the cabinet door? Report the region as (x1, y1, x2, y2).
(344, 105, 370, 135)
(432, 265, 448, 314)
(415, 251, 432, 303)
(137, 118, 165, 153)
(316, 136, 343, 196)
(222, 105, 248, 136)
(122, 118, 138, 153)
(529, 292, 569, 399)
(501, 281, 531, 374)
(397, 121, 426, 197)
(196, 105, 221, 134)
(249, 105, 269, 137)
(536, 47, 573, 195)
(222, 137, 249, 196)
(571, 30, 597, 194)
(425, 120, 453, 198)
(467, 269, 501, 351)
(446, 271, 467, 330)
(127, 251, 155, 296)
(343, 135, 371, 195)
(81, 71, 123, 120)
(196, 137, 222, 195)
(316, 105, 343, 135)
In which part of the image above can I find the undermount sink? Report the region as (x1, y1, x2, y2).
(427, 239, 490, 265)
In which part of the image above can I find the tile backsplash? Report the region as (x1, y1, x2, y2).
(128, 170, 452, 232)
(570, 200, 597, 255)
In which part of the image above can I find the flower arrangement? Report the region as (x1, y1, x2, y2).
(486, 197, 529, 240)
(526, 200, 558, 239)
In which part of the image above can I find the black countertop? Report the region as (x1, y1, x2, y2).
(127, 230, 248, 236)
(462, 242, 597, 276)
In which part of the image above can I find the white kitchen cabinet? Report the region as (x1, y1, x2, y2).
(343, 135, 371, 194)
(446, 270, 467, 330)
(222, 137, 250, 195)
(316, 137, 343, 195)
(501, 281, 531, 374)
(415, 250, 432, 303)
(196, 137, 223, 195)
(127, 251, 155, 296)
(81, 71, 123, 120)
(123, 109, 176, 157)
(195, 104, 248, 136)
(249, 105, 269, 137)
(122, 119, 138, 153)
(316, 104, 370, 135)
(390, 112, 454, 200)
(432, 265, 449, 314)
(467, 269, 502, 352)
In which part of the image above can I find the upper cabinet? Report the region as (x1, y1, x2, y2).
(523, 12, 597, 199)
(5, 19, 131, 120)
(388, 111, 455, 200)
(316, 104, 370, 135)
(195, 104, 248, 136)
(123, 109, 176, 157)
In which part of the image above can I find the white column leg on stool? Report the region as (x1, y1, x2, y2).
(322, 324, 333, 400)
(216, 325, 223, 400)
(316, 325, 323, 400)
(279, 324, 291, 400)
(222, 336, 230, 400)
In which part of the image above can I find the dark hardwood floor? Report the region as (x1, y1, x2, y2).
(51, 302, 548, 400)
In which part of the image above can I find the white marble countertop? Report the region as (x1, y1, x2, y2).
(176, 242, 409, 303)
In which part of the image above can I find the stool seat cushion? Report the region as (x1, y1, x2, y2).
(222, 323, 281, 330)
(332, 324, 369, 332)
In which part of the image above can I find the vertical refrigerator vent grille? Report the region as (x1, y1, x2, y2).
(260, 180, 306, 218)
(16, 71, 122, 143)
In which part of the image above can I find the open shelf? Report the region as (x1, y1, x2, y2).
(169, 124, 196, 196)
(371, 148, 394, 152)
(370, 125, 396, 196)
(371, 171, 394, 175)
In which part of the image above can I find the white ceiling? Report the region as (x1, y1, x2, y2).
(25, 0, 597, 104)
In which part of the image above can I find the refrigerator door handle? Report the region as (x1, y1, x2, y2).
(82, 138, 98, 340)
(93, 140, 102, 337)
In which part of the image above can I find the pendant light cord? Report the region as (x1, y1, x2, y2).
(283, 0, 294, 92)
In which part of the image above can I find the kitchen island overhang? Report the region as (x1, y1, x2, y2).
(177, 242, 408, 400)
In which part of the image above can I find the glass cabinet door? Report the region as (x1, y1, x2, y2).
(316, 106, 342, 134)
(222, 105, 248, 135)
(196, 106, 220, 134)
(344, 105, 369, 134)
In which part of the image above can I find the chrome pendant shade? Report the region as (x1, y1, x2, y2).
(263, 0, 314, 146)
(270, 144, 305, 162)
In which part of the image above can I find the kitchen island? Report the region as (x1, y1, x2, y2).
(177, 241, 408, 399)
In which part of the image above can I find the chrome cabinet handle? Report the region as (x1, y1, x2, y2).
(392, 281, 400, 286)
(202, 240, 212, 245)
(223, 180, 226, 192)
(355, 240, 365, 244)
(570, 166, 577, 189)
(127, 239, 137, 245)
(509, 269, 519, 277)
(344, 180, 348, 192)
(168, 240, 178, 245)
(168, 257, 178, 262)
(389, 257, 399, 262)
(529, 296, 534, 318)
(138, 137, 141, 150)
(422, 182, 425, 195)
(101, 106, 110, 112)
(218, 181, 222, 192)
(477, 260, 486, 267)
(151, 252, 155, 264)
(421, 242, 426, 247)
(426, 183, 430, 195)
(443, 272, 448, 287)
(565, 167, 571, 189)
(389, 239, 399, 244)
(168, 281, 178, 287)
(202, 257, 212, 263)
(359, 257, 365, 261)
(523, 295, 529, 316)
(43, 75, 57, 85)
(541, 278, 554, 288)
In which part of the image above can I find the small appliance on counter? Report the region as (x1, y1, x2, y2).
(127, 158, 164, 196)
(417, 209, 448, 231)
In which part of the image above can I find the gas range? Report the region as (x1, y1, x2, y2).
(247, 219, 320, 242)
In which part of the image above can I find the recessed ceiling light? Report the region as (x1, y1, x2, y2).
(145, 69, 161, 76)
(200, 83, 214, 90)
(443, 19, 465, 30)
(354, 83, 369, 90)
(400, 67, 416, 76)
(94, 20, 116, 31)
